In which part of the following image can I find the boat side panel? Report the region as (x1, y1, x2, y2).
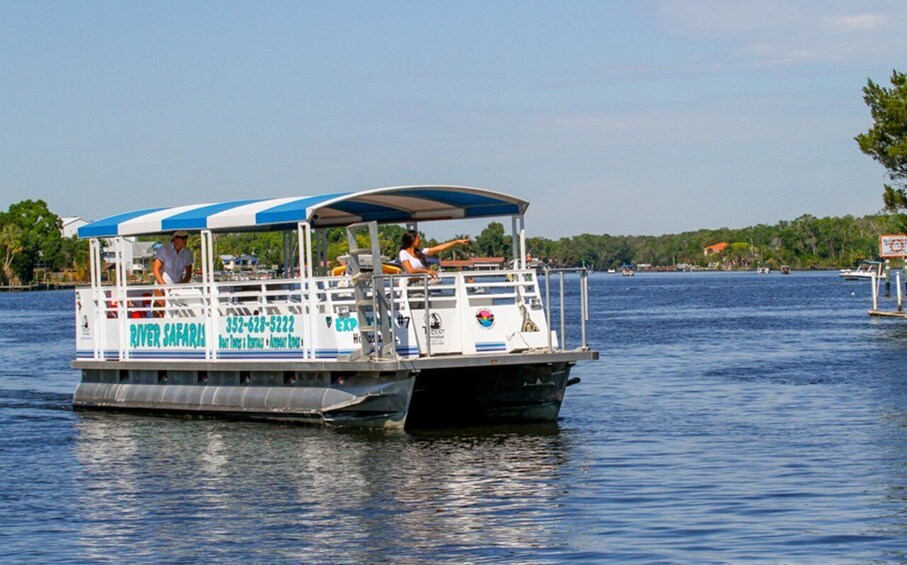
(405, 362, 573, 429)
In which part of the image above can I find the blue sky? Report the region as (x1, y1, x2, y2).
(2, 1, 905, 238)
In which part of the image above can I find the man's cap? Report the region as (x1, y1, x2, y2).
(173, 230, 190, 238)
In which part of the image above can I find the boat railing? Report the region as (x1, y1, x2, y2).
(93, 269, 546, 315)
(94, 279, 308, 319)
(542, 267, 590, 352)
(82, 267, 580, 361)
(383, 272, 432, 358)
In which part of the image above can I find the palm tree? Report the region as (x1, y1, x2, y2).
(438, 233, 473, 261)
(1, 222, 23, 284)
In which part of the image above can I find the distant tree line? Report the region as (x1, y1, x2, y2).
(1, 198, 903, 285)
(520, 214, 901, 270)
(134, 213, 907, 271)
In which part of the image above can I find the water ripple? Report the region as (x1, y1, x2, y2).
(2, 278, 907, 561)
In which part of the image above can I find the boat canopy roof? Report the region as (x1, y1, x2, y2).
(78, 185, 529, 238)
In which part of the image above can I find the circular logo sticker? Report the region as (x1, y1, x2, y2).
(475, 308, 495, 329)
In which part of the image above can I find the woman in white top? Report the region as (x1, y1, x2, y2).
(399, 230, 469, 280)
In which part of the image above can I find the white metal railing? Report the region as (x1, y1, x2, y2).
(543, 267, 590, 352)
(83, 267, 582, 361)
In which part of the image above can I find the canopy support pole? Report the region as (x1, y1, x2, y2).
(200, 229, 216, 360)
(511, 215, 526, 269)
(114, 237, 128, 360)
(89, 238, 104, 360)
(298, 222, 314, 360)
(519, 215, 526, 270)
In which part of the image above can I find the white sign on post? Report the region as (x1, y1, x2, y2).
(880, 234, 907, 258)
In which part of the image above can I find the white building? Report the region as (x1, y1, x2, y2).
(100, 238, 160, 276)
(60, 217, 88, 239)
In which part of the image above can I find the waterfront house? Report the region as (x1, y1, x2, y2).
(704, 242, 729, 256)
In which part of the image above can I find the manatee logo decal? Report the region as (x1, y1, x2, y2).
(475, 308, 495, 329)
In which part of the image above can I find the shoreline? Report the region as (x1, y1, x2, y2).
(0, 281, 90, 292)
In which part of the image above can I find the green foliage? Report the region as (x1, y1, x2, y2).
(59, 237, 90, 280)
(856, 69, 907, 223)
(475, 222, 511, 257)
(212, 232, 286, 269)
(0, 219, 24, 283)
(379, 225, 407, 258)
(0, 200, 63, 283)
(317, 225, 408, 261)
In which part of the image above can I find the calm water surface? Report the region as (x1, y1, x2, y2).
(2, 272, 907, 563)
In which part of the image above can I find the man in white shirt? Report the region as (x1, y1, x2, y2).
(153, 230, 194, 285)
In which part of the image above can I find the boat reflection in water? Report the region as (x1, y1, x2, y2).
(73, 413, 571, 561)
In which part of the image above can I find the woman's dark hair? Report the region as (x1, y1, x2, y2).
(401, 230, 426, 262)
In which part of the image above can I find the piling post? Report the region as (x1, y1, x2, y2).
(872, 273, 879, 312)
(885, 259, 891, 297)
(898, 271, 903, 312)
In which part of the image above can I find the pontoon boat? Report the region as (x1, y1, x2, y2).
(72, 185, 597, 429)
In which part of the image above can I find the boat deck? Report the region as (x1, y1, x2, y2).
(73, 348, 597, 372)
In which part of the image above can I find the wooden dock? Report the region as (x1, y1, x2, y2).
(869, 309, 906, 318)
(0, 281, 87, 292)
(868, 269, 907, 318)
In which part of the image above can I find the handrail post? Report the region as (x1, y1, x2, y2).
(371, 277, 380, 359)
(424, 274, 431, 357)
(559, 270, 566, 351)
(388, 274, 396, 356)
(545, 268, 552, 352)
(580, 269, 587, 349)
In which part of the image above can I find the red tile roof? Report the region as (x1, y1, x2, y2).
(440, 257, 505, 269)
(704, 242, 729, 255)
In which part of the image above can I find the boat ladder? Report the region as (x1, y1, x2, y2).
(344, 221, 395, 360)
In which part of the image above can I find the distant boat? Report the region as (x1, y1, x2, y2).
(620, 265, 635, 277)
(756, 266, 770, 274)
(780, 265, 791, 275)
(839, 260, 883, 281)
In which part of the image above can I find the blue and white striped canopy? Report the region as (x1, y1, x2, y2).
(78, 185, 529, 238)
